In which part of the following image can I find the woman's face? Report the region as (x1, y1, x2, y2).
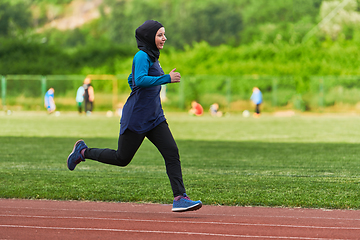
(155, 27, 166, 50)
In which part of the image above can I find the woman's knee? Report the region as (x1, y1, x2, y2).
(163, 146, 180, 162)
(115, 152, 132, 166)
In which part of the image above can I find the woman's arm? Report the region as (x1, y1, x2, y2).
(133, 51, 171, 88)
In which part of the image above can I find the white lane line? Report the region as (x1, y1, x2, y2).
(0, 224, 347, 240)
(1, 214, 360, 231)
(1, 205, 360, 222)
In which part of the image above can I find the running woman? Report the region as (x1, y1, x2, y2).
(67, 20, 202, 212)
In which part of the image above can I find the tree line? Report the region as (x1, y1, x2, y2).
(2, 0, 360, 111)
(1, 0, 325, 48)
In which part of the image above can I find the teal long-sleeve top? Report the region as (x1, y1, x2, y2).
(120, 50, 171, 134)
(127, 51, 170, 90)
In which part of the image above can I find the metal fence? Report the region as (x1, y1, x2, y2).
(0, 74, 127, 110)
(1, 74, 360, 111)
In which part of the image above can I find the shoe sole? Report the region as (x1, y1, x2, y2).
(67, 140, 83, 171)
(171, 202, 202, 212)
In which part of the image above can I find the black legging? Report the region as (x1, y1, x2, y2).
(84, 121, 186, 197)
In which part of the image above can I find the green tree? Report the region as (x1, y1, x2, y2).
(171, 0, 243, 47)
(239, 0, 323, 44)
(0, 1, 32, 37)
(104, 0, 243, 48)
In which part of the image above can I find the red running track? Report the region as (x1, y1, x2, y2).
(1, 198, 360, 239)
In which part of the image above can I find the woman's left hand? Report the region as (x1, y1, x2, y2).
(169, 68, 181, 83)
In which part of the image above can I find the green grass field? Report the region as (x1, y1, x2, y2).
(1, 111, 360, 209)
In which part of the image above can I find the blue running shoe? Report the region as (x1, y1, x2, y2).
(67, 140, 87, 171)
(172, 193, 202, 212)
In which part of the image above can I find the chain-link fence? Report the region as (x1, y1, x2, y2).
(1, 75, 360, 112)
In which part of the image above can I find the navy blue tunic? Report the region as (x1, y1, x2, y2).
(120, 51, 171, 134)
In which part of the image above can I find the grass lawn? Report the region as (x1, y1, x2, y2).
(1, 111, 360, 209)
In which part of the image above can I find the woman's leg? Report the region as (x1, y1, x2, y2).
(84, 129, 146, 167)
(77, 102, 82, 113)
(146, 121, 186, 197)
(255, 104, 259, 114)
(84, 99, 89, 112)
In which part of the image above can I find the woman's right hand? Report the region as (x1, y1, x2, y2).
(169, 68, 181, 83)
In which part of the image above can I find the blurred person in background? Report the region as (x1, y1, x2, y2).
(250, 87, 262, 117)
(209, 103, 223, 117)
(67, 20, 202, 213)
(189, 100, 203, 116)
(44, 88, 56, 114)
(76, 85, 85, 114)
(83, 77, 94, 115)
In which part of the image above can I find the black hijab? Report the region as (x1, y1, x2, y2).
(135, 20, 164, 62)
